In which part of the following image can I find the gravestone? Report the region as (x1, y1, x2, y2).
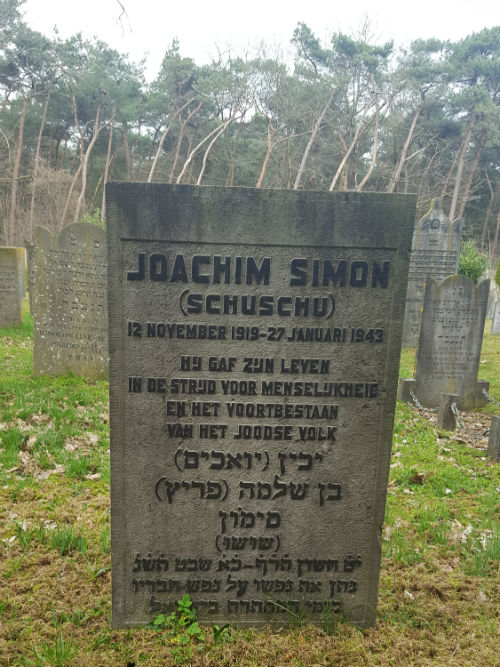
(107, 184, 416, 629)
(402, 198, 461, 347)
(32, 224, 108, 377)
(486, 277, 499, 319)
(0, 246, 25, 327)
(487, 416, 500, 462)
(413, 275, 489, 410)
(491, 300, 500, 334)
(25, 240, 35, 314)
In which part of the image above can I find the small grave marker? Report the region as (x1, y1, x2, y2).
(0, 246, 25, 327)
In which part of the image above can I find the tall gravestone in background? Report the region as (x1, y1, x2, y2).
(0, 246, 25, 327)
(402, 198, 461, 347)
(413, 275, 489, 410)
(32, 224, 108, 377)
(107, 184, 416, 628)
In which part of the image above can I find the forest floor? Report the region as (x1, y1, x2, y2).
(0, 304, 499, 667)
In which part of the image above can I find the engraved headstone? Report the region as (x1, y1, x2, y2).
(402, 198, 461, 347)
(413, 275, 489, 410)
(0, 246, 25, 327)
(32, 224, 108, 377)
(107, 184, 416, 629)
(491, 300, 500, 334)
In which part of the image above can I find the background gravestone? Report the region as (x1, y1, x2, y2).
(32, 224, 108, 378)
(402, 198, 462, 347)
(491, 301, 500, 334)
(413, 275, 489, 410)
(0, 246, 25, 327)
(107, 183, 416, 629)
(25, 240, 35, 314)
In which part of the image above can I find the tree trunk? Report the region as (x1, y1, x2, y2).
(293, 88, 335, 190)
(448, 112, 476, 222)
(176, 119, 235, 185)
(491, 202, 500, 266)
(168, 102, 202, 182)
(387, 103, 422, 193)
(122, 122, 132, 180)
(60, 164, 82, 229)
(480, 170, 495, 251)
(9, 94, 29, 245)
(328, 112, 368, 191)
(356, 100, 379, 192)
(457, 127, 486, 220)
(73, 105, 105, 224)
(29, 92, 50, 239)
(256, 118, 275, 188)
(147, 98, 195, 183)
(196, 118, 233, 185)
(100, 112, 116, 220)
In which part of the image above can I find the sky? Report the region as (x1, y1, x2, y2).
(23, 0, 500, 80)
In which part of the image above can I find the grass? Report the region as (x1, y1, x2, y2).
(0, 302, 499, 666)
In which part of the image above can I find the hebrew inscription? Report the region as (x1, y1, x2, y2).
(32, 224, 108, 377)
(414, 275, 490, 410)
(107, 184, 416, 628)
(402, 198, 461, 347)
(0, 246, 25, 328)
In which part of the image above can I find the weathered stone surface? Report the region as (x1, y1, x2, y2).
(486, 279, 499, 319)
(397, 378, 416, 405)
(491, 300, 500, 334)
(25, 240, 35, 314)
(413, 275, 489, 410)
(474, 380, 490, 408)
(402, 198, 461, 347)
(0, 246, 25, 327)
(106, 184, 416, 629)
(437, 393, 461, 431)
(487, 416, 500, 462)
(32, 224, 108, 377)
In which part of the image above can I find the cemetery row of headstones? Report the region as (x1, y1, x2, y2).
(1, 186, 499, 632)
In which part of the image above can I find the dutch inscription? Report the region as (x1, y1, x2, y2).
(107, 184, 416, 628)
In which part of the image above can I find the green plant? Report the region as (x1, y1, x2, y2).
(212, 623, 231, 645)
(30, 629, 76, 667)
(81, 208, 105, 228)
(49, 525, 86, 556)
(495, 257, 500, 286)
(14, 522, 46, 550)
(150, 595, 205, 663)
(457, 239, 489, 283)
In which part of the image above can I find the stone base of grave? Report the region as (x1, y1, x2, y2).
(474, 380, 490, 408)
(437, 393, 461, 431)
(487, 416, 500, 462)
(397, 378, 416, 405)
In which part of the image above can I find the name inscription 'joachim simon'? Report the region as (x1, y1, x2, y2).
(127, 254, 391, 289)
